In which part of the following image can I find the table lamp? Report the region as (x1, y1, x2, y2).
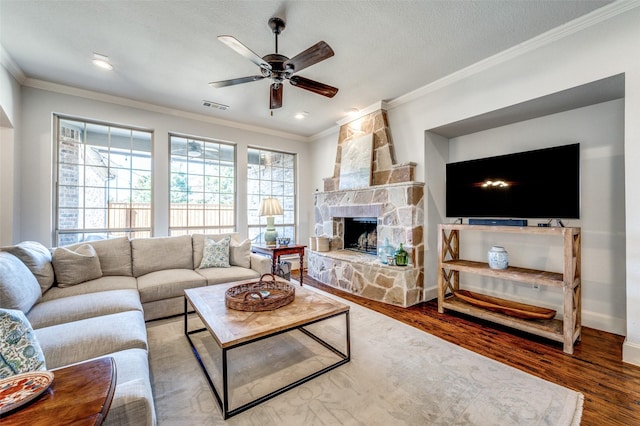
(259, 197, 283, 246)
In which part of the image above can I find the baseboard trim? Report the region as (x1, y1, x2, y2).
(623, 339, 640, 366)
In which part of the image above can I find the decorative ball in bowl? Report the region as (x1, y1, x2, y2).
(277, 237, 291, 246)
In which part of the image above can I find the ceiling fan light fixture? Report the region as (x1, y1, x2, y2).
(210, 17, 337, 110)
(92, 53, 113, 70)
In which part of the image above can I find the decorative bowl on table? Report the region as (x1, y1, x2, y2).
(0, 370, 55, 414)
(277, 237, 291, 246)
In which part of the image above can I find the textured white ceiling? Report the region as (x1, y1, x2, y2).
(0, 0, 613, 137)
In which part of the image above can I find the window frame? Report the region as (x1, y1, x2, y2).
(168, 133, 237, 236)
(53, 115, 154, 246)
(247, 146, 297, 245)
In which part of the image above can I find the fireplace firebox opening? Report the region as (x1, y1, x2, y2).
(343, 217, 377, 254)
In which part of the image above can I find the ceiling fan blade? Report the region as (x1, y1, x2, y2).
(218, 35, 272, 70)
(284, 41, 334, 73)
(289, 76, 338, 98)
(270, 83, 283, 109)
(209, 75, 265, 88)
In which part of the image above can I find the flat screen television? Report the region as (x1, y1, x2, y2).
(446, 143, 580, 219)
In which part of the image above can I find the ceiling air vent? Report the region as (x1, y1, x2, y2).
(202, 100, 229, 111)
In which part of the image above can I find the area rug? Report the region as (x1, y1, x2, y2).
(146, 289, 583, 425)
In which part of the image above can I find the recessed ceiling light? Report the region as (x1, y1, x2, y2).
(92, 53, 113, 70)
(347, 108, 359, 116)
(295, 111, 309, 120)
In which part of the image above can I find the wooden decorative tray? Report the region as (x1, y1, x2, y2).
(453, 290, 556, 320)
(225, 274, 295, 311)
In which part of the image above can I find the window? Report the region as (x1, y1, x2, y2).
(247, 148, 296, 244)
(169, 135, 236, 235)
(55, 117, 153, 246)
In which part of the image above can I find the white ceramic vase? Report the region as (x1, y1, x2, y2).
(488, 246, 509, 269)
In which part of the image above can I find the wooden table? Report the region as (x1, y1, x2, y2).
(251, 244, 307, 285)
(184, 279, 350, 419)
(2, 357, 116, 426)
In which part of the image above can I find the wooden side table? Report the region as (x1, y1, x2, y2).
(2, 357, 116, 426)
(251, 244, 307, 285)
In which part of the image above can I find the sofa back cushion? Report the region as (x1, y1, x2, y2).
(68, 237, 132, 277)
(192, 233, 246, 267)
(1, 241, 55, 293)
(131, 235, 193, 277)
(52, 244, 103, 287)
(0, 252, 42, 313)
(0, 308, 46, 378)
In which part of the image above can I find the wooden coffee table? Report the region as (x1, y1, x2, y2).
(184, 279, 350, 419)
(2, 357, 116, 426)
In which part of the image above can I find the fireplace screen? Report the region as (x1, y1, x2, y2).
(343, 217, 377, 254)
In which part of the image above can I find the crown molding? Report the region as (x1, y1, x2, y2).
(335, 101, 388, 127)
(22, 78, 308, 142)
(387, 0, 640, 109)
(312, 100, 389, 141)
(0, 44, 26, 84)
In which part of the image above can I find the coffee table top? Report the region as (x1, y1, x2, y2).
(185, 279, 349, 348)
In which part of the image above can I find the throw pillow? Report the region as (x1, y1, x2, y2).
(0, 252, 42, 313)
(199, 236, 230, 269)
(2, 241, 55, 293)
(52, 244, 103, 287)
(0, 308, 46, 379)
(230, 239, 251, 269)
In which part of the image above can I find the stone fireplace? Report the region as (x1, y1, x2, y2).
(307, 106, 425, 307)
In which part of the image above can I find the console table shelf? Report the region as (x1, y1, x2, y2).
(437, 224, 581, 354)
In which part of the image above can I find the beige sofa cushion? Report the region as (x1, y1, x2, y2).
(34, 310, 147, 369)
(69, 237, 132, 277)
(196, 266, 259, 285)
(41, 276, 137, 302)
(131, 235, 193, 277)
(103, 349, 156, 426)
(0, 252, 42, 312)
(2, 241, 55, 293)
(136, 269, 206, 303)
(27, 289, 143, 329)
(230, 238, 251, 269)
(52, 244, 103, 286)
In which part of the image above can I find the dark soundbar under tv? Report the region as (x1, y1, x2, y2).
(468, 218, 528, 227)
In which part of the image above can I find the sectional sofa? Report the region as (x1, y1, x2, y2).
(0, 233, 272, 425)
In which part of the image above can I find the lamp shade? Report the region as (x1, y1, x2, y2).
(259, 197, 283, 216)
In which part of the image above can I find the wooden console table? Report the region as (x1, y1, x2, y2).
(2, 357, 116, 425)
(437, 224, 581, 354)
(251, 244, 306, 285)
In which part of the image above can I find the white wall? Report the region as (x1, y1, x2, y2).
(311, 5, 640, 363)
(0, 64, 21, 245)
(308, 128, 339, 203)
(18, 86, 313, 247)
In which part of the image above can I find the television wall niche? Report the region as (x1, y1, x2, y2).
(445, 143, 580, 219)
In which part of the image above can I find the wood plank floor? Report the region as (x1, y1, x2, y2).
(300, 274, 640, 426)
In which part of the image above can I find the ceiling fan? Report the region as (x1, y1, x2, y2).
(209, 17, 338, 110)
